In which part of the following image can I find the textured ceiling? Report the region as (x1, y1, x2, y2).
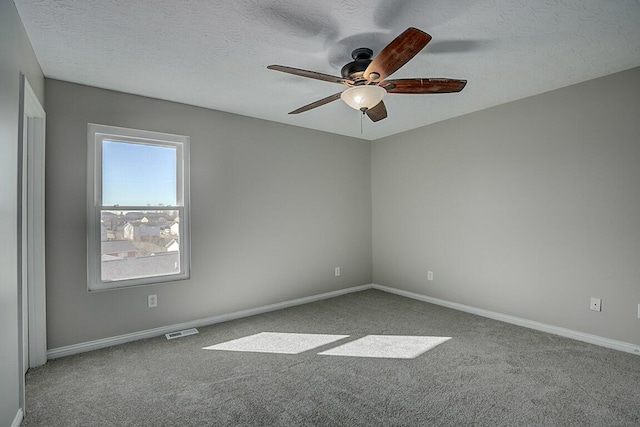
(14, 0, 640, 140)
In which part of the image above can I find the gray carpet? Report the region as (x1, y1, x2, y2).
(23, 289, 640, 426)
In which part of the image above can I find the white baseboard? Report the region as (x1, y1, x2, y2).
(47, 284, 373, 359)
(372, 284, 640, 356)
(11, 408, 23, 427)
(48, 283, 639, 359)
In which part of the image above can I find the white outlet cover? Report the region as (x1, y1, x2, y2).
(590, 297, 601, 312)
(148, 294, 157, 308)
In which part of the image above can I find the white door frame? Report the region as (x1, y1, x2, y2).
(18, 74, 47, 409)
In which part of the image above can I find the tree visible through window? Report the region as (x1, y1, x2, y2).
(87, 124, 190, 291)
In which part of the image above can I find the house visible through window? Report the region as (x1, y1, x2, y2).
(87, 124, 190, 291)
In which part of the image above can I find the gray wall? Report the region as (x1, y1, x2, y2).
(372, 67, 640, 346)
(45, 79, 372, 349)
(0, 0, 44, 425)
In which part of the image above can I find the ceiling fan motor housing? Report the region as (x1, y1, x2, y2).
(341, 47, 373, 81)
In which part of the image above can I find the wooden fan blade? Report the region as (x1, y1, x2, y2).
(366, 101, 387, 122)
(268, 65, 353, 85)
(364, 27, 432, 83)
(289, 92, 343, 114)
(380, 78, 467, 94)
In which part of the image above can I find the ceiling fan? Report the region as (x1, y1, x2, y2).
(267, 27, 467, 123)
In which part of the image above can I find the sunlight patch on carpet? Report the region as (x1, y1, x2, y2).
(318, 335, 451, 359)
(203, 332, 349, 354)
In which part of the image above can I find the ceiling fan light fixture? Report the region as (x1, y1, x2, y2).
(340, 85, 386, 111)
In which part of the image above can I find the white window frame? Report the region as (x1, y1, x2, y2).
(87, 124, 191, 291)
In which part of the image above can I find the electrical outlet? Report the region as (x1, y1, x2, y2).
(148, 294, 157, 308)
(427, 271, 433, 281)
(590, 297, 601, 312)
(334, 267, 341, 277)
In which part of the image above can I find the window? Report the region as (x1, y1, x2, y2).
(87, 124, 190, 291)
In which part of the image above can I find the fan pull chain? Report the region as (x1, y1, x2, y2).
(360, 110, 364, 134)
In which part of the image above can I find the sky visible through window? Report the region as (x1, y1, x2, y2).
(102, 140, 177, 206)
